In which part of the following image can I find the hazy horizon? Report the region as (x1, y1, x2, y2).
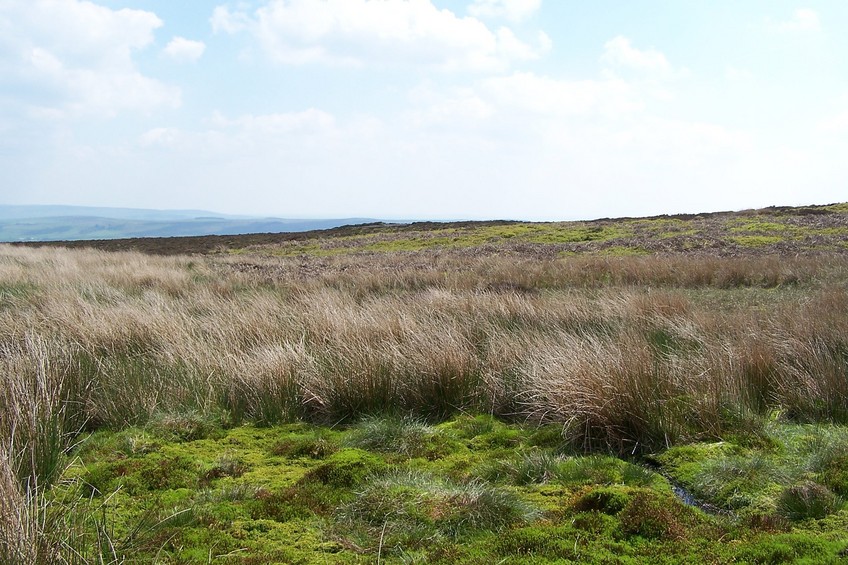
(3, 1, 847, 221)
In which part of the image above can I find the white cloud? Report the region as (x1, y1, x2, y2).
(139, 127, 183, 149)
(767, 8, 821, 33)
(601, 36, 672, 75)
(10, 0, 161, 63)
(210, 108, 336, 135)
(406, 84, 494, 127)
(164, 37, 206, 63)
(481, 72, 642, 119)
(468, 0, 541, 23)
(725, 66, 754, 82)
(127, 94, 761, 220)
(212, 0, 548, 71)
(389, 61, 763, 218)
(0, 0, 179, 119)
(211, 6, 252, 33)
(140, 109, 339, 154)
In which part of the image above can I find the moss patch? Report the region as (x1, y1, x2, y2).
(55, 416, 848, 563)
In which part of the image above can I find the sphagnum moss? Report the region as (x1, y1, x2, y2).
(2, 204, 848, 562)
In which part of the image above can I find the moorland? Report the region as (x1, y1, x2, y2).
(2, 203, 848, 563)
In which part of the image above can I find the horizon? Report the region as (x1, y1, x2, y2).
(3, 199, 845, 227)
(2, 1, 848, 221)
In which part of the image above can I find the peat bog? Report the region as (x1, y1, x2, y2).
(2, 203, 848, 563)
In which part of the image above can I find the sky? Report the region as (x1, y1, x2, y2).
(1, 0, 847, 221)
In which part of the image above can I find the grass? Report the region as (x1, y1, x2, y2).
(1, 203, 848, 562)
(12, 414, 842, 563)
(1, 246, 847, 448)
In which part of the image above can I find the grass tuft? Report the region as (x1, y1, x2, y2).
(778, 482, 842, 521)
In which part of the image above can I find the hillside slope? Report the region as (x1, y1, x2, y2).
(14, 202, 848, 257)
(0, 205, 378, 242)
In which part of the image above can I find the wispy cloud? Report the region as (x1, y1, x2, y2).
(164, 37, 206, 63)
(0, 0, 179, 119)
(468, 0, 542, 23)
(601, 36, 673, 75)
(210, 0, 549, 71)
(767, 8, 821, 33)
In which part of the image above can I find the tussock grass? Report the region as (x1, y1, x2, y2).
(337, 469, 538, 554)
(2, 245, 847, 447)
(346, 415, 436, 456)
(2, 243, 848, 558)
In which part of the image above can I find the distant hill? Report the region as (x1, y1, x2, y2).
(0, 205, 380, 242)
(12, 202, 847, 258)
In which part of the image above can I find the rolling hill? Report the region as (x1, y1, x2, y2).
(0, 205, 380, 242)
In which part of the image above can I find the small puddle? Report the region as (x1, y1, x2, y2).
(641, 461, 730, 516)
(671, 484, 699, 507)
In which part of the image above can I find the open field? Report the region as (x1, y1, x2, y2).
(2, 204, 848, 563)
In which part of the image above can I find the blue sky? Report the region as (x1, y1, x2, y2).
(1, 0, 847, 220)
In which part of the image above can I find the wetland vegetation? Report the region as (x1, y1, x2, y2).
(2, 203, 848, 563)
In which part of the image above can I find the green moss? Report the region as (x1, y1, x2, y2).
(300, 448, 387, 488)
(654, 425, 848, 522)
(440, 413, 500, 440)
(468, 423, 525, 450)
(527, 423, 569, 450)
(732, 235, 785, 247)
(136, 453, 200, 491)
(822, 202, 848, 212)
(809, 226, 848, 237)
(572, 486, 634, 515)
(495, 524, 582, 560)
(730, 219, 792, 233)
(248, 485, 322, 521)
(52, 415, 848, 563)
(228, 221, 637, 258)
(735, 532, 845, 564)
(337, 470, 538, 556)
(618, 489, 704, 540)
(814, 441, 848, 496)
(271, 429, 339, 459)
(658, 229, 699, 239)
(653, 442, 744, 484)
(571, 511, 618, 534)
(523, 224, 631, 244)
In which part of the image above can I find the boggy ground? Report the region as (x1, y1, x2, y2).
(2, 202, 848, 563)
(57, 414, 848, 563)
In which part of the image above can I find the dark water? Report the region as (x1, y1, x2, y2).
(671, 484, 699, 507)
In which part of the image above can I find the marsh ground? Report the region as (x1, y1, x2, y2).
(2, 203, 848, 563)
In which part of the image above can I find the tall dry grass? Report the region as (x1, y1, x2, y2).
(3, 243, 848, 559)
(2, 245, 847, 443)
